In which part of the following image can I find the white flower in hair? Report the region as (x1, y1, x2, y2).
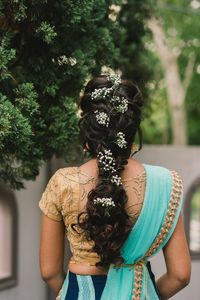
(91, 74, 121, 101)
(91, 87, 113, 100)
(94, 197, 115, 208)
(116, 132, 127, 149)
(95, 110, 110, 127)
(116, 97, 128, 113)
(97, 149, 116, 172)
(111, 96, 128, 113)
(111, 174, 122, 186)
(90, 74, 128, 115)
(106, 74, 121, 87)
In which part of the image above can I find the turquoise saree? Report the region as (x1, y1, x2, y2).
(60, 164, 183, 300)
(100, 164, 183, 300)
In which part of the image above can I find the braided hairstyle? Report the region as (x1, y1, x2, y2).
(75, 75, 144, 268)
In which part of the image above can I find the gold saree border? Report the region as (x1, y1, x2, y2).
(132, 170, 183, 300)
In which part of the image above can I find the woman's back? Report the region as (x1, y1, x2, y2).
(39, 158, 147, 275)
(39, 74, 190, 300)
(77, 158, 146, 227)
(39, 159, 189, 300)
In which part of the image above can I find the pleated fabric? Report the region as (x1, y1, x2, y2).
(60, 264, 160, 300)
(61, 270, 107, 300)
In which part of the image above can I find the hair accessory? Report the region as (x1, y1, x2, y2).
(97, 149, 116, 172)
(95, 110, 110, 127)
(94, 197, 115, 208)
(106, 74, 121, 87)
(116, 132, 127, 149)
(110, 96, 128, 113)
(97, 148, 123, 187)
(91, 86, 113, 100)
(91, 74, 124, 104)
(91, 74, 129, 114)
(111, 174, 122, 186)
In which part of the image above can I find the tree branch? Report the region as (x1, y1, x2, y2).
(147, 17, 177, 70)
(147, 16, 187, 145)
(183, 52, 195, 93)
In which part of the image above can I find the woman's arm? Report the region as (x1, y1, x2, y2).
(39, 213, 66, 297)
(156, 214, 191, 299)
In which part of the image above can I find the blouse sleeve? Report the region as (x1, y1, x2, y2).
(39, 169, 63, 221)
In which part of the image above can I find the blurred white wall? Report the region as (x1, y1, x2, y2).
(0, 163, 48, 300)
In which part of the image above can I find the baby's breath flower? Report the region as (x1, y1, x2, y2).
(111, 174, 122, 186)
(91, 87, 112, 100)
(90, 74, 128, 114)
(95, 110, 110, 127)
(111, 96, 128, 113)
(116, 132, 127, 149)
(106, 74, 121, 87)
(93, 197, 115, 208)
(97, 149, 116, 172)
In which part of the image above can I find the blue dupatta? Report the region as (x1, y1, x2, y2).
(60, 164, 183, 300)
(100, 164, 183, 300)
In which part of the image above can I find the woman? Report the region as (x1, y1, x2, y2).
(39, 75, 191, 300)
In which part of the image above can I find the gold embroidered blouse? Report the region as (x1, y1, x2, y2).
(39, 166, 146, 266)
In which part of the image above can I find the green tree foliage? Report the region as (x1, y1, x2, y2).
(113, 1, 152, 92)
(142, 0, 200, 144)
(0, 1, 151, 189)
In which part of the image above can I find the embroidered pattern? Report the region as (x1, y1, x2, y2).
(131, 259, 146, 300)
(131, 170, 183, 300)
(145, 170, 182, 257)
(39, 167, 147, 267)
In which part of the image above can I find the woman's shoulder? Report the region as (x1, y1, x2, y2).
(143, 163, 178, 174)
(47, 166, 79, 191)
(57, 166, 79, 177)
(143, 163, 182, 183)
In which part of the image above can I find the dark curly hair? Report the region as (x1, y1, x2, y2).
(73, 75, 144, 268)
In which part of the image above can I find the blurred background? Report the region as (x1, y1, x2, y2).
(0, 0, 199, 299)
